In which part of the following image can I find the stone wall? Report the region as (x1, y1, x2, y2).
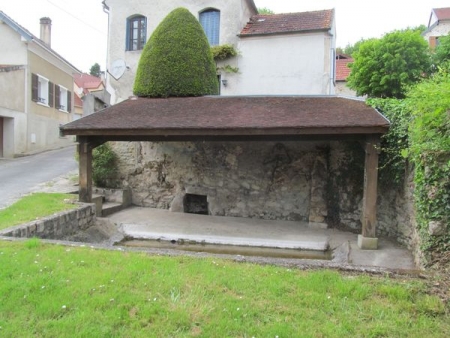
(112, 140, 420, 260)
(0, 204, 96, 240)
(113, 141, 334, 223)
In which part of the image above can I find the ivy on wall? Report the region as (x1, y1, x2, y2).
(369, 63, 450, 266)
(210, 44, 239, 73)
(406, 64, 450, 264)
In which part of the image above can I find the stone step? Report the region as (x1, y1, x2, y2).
(102, 202, 123, 217)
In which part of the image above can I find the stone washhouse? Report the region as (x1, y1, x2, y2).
(60, 96, 389, 250)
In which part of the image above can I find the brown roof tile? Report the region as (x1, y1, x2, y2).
(433, 7, 450, 21)
(61, 96, 388, 138)
(336, 58, 353, 81)
(240, 9, 333, 36)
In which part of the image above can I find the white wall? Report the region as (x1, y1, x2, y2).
(222, 32, 334, 96)
(0, 22, 28, 65)
(104, 0, 256, 103)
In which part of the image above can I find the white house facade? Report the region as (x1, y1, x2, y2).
(0, 12, 80, 157)
(102, 0, 336, 103)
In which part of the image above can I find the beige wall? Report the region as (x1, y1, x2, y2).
(28, 52, 73, 123)
(335, 82, 357, 97)
(104, 0, 257, 103)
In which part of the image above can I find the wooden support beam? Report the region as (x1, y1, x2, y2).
(78, 137, 93, 203)
(358, 134, 381, 250)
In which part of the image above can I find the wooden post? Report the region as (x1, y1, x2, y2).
(358, 135, 380, 250)
(78, 137, 93, 203)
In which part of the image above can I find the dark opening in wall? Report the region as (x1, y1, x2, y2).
(184, 194, 208, 215)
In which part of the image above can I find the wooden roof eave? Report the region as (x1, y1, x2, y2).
(64, 125, 389, 143)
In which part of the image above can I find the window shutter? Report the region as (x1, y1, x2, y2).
(67, 91, 72, 113)
(429, 36, 437, 48)
(49, 82, 54, 107)
(199, 10, 220, 45)
(54, 85, 60, 109)
(31, 73, 38, 102)
(126, 19, 130, 50)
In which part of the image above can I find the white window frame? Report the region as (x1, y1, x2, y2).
(58, 85, 68, 112)
(37, 75, 49, 106)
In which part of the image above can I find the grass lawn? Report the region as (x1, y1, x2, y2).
(0, 240, 448, 337)
(0, 193, 77, 230)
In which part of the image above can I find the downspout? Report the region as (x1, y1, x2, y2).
(328, 31, 335, 96)
(102, 0, 112, 102)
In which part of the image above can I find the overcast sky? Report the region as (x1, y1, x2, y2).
(1, 0, 448, 73)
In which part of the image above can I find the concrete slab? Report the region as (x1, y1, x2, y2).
(108, 207, 417, 270)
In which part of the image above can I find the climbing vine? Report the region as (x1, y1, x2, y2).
(369, 63, 450, 265)
(406, 63, 450, 264)
(366, 98, 412, 187)
(210, 44, 239, 73)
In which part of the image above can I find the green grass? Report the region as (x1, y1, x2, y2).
(0, 193, 77, 230)
(0, 240, 448, 337)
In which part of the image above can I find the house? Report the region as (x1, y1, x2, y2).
(101, 0, 336, 103)
(335, 53, 356, 97)
(423, 7, 450, 48)
(73, 73, 110, 120)
(0, 12, 80, 158)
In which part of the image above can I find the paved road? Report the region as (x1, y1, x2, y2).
(0, 146, 78, 209)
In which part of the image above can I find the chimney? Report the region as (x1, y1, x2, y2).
(40, 17, 52, 47)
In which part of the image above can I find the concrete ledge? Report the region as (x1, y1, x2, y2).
(358, 235, 378, 250)
(308, 222, 328, 230)
(120, 224, 330, 251)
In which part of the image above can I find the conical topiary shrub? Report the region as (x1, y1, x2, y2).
(133, 8, 219, 97)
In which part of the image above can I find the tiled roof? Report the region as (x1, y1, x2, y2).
(61, 96, 389, 137)
(74, 73, 103, 95)
(240, 9, 333, 36)
(336, 57, 353, 82)
(433, 7, 450, 21)
(74, 93, 83, 108)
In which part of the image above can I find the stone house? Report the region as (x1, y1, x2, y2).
(422, 7, 450, 48)
(335, 53, 356, 97)
(0, 11, 79, 158)
(73, 73, 111, 120)
(101, 0, 336, 103)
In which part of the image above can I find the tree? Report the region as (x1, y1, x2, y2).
(339, 39, 367, 56)
(347, 29, 431, 98)
(433, 32, 450, 66)
(258, 7, 274, 15)
(89, 63, 101, 77)
(133, 8, 218, 97)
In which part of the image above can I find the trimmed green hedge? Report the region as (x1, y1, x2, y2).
(133, 8, 219, 97)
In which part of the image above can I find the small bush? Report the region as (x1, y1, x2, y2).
(92, 143, 118, 187)
(211, 44, 238, 61)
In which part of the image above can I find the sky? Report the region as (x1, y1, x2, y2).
(0, 0, 448, 73)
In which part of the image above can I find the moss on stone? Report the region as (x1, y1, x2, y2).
(133, 8, 219, 97)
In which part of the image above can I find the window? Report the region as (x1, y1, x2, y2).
(199, 9, 220, 45)
(55, 85, 71, 112)
(126, 15, 147, 51)
(31, 73, 53, 107)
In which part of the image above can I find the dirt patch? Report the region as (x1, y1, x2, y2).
(63, 217, 124, 246)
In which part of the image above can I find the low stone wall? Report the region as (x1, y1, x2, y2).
(0, 204, 96, 240)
